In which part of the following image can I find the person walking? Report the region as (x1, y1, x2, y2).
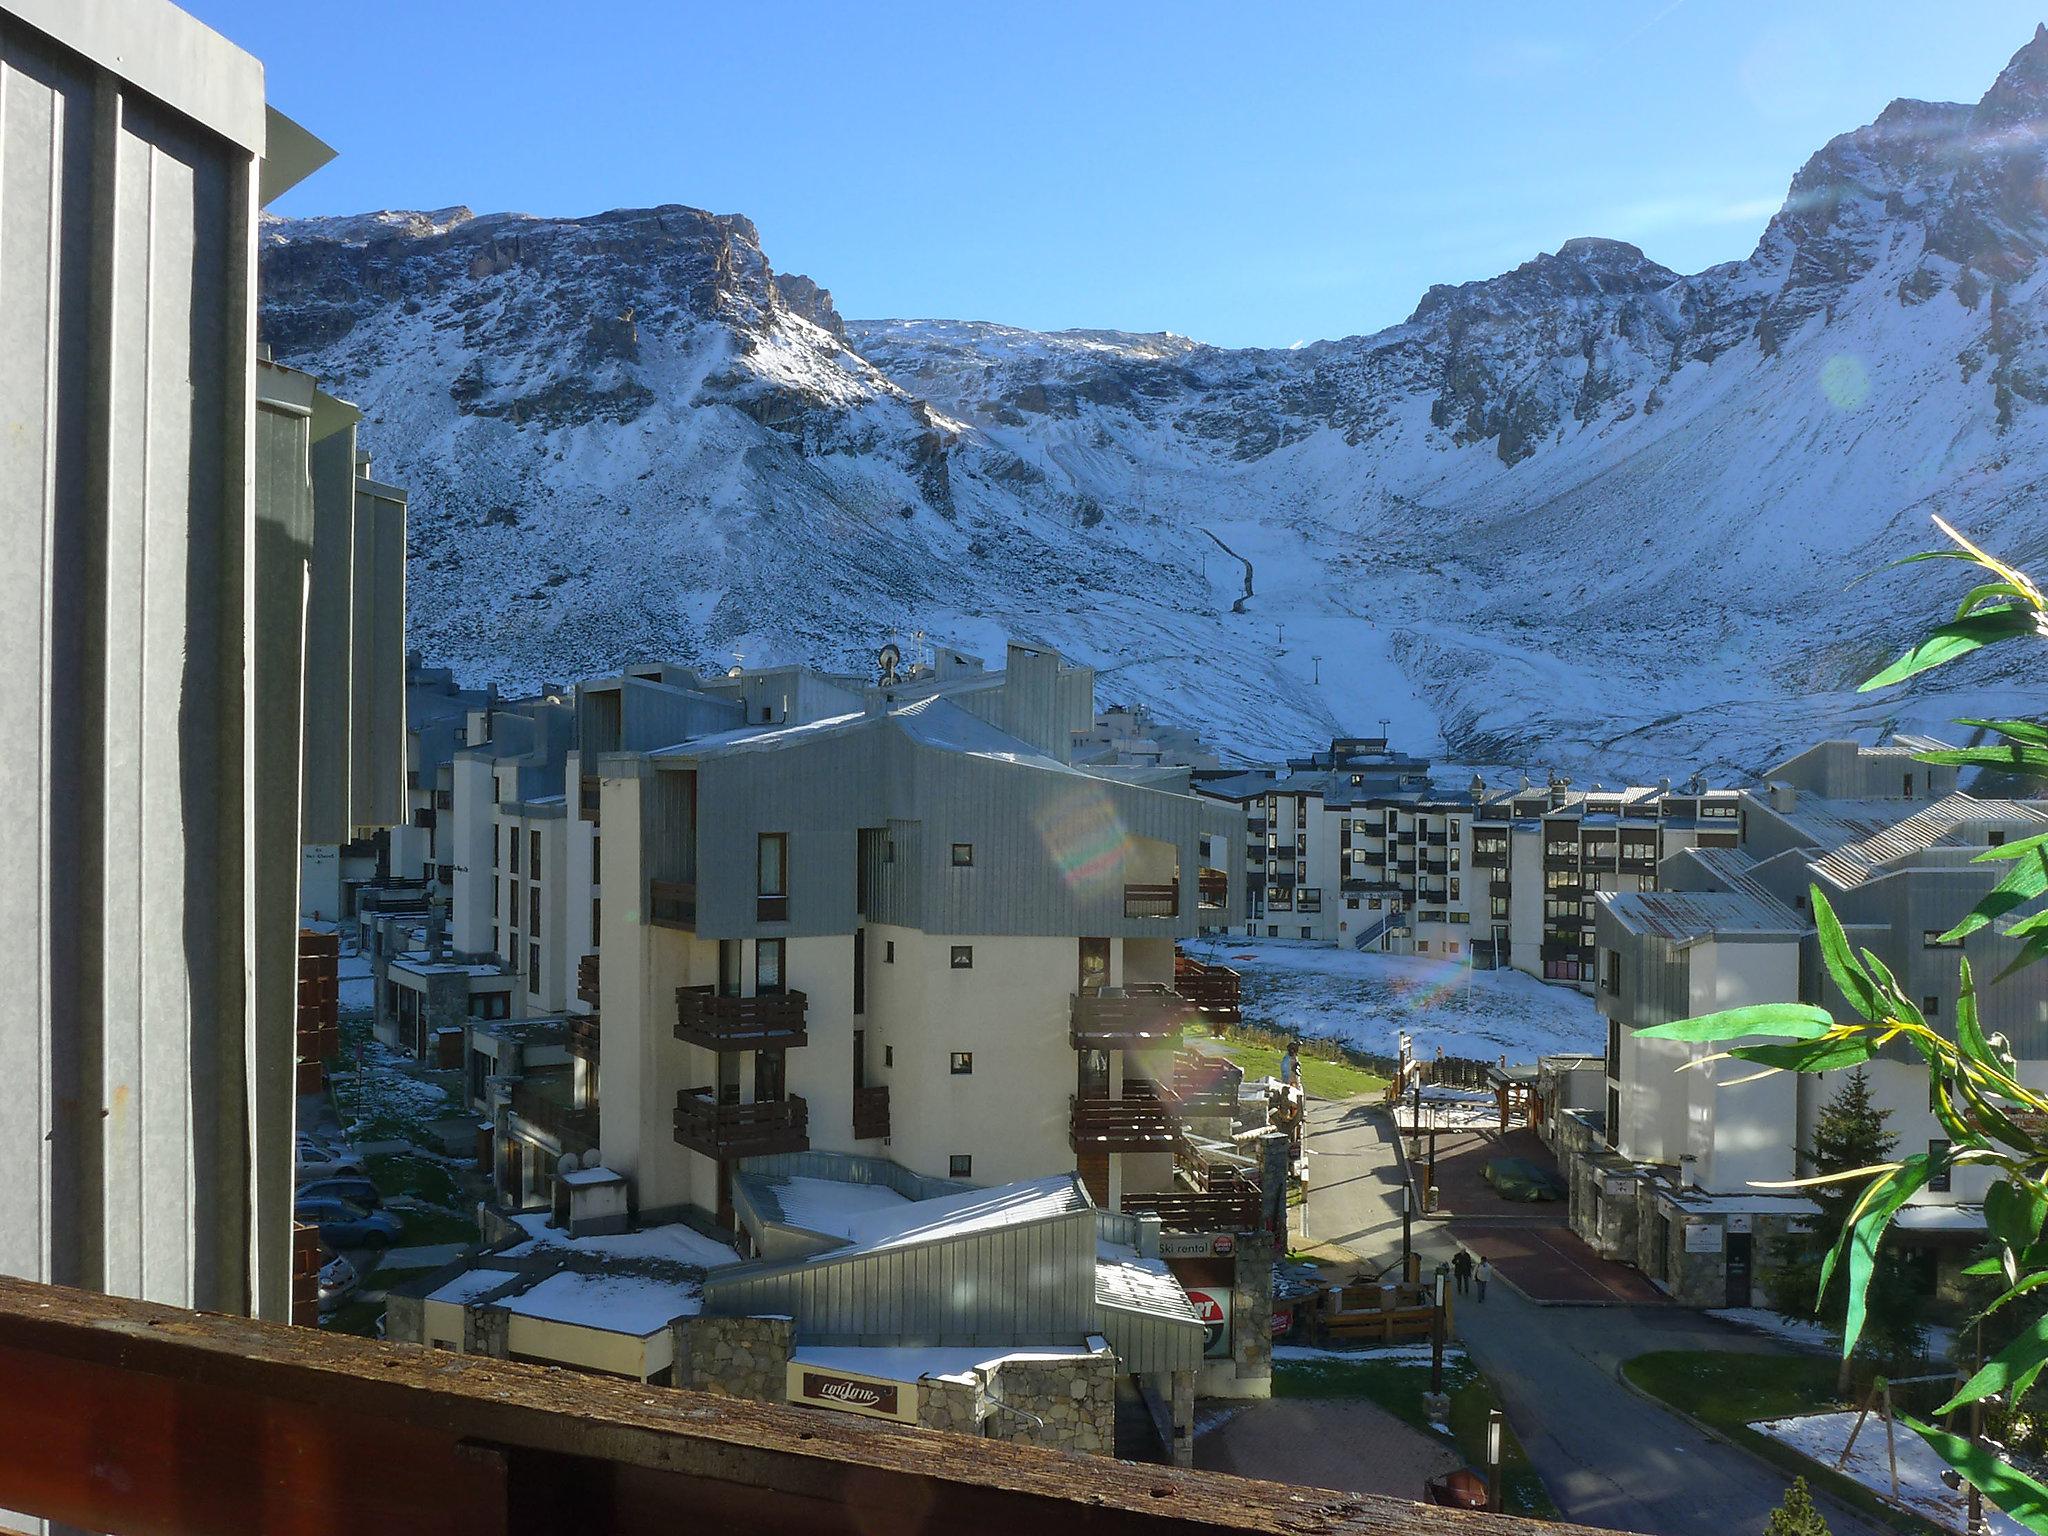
(1475, 1256, 1492, 1302)
(1452, 1249, 1473, 1296)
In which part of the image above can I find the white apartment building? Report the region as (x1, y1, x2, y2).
(1198, 739, 1741, 993)
(1556, 737, 2042, 1307)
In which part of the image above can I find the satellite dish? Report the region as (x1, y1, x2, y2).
(878, 642, 902, 683)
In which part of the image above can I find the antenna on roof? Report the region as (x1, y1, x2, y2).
(877, 642, 902, 684)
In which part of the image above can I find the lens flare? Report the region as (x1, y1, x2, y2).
(1034, 793, 1129, 892)
(1820, 353, 1870, 410)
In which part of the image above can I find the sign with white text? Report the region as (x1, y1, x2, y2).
(787, 1364, 918, 1423)
(1186, 1287, 1232, 1358)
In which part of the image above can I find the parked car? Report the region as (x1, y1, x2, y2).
(296, 1140, 366, 1179)
(295, 1175, 381, 1208)
(317, 1253, 359, 1312)
(294, 1196, 402, 1249)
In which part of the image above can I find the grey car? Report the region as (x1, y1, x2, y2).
(294, 1196, 402, 1248)
(296, 1175, 382, 1208)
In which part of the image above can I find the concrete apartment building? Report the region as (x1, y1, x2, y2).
(1547, 737, 2041, 1307)
(1, 0, 405, 1326)
(1198, 739, 1741, 992)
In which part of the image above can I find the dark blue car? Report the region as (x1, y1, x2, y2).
(295, 1195, 403, 1248)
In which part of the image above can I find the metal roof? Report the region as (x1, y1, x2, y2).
(1814, 794, 2048, 889)
(1601, 885, 1804, 944)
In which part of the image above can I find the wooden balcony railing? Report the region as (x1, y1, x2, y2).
(579, 773, 601, 822)
(674, 986, 809, 1051)
(509, 1079, 598, 1154)
(577, 952, 600, 1007)
(567, 1014, 601, 1063)
(674, 1089, 808, 1160)
(0, 1273, 1605, 1536)
(1120, 1169, 1263, 1233)
(853, 1083, 890, 1141)
(1174, 955, 1242, 1024)
(1196, 869, 1229, 909)
(1070, 1087, 1179, 1153)
(649, 878, 697, 930)
(1070, 987, 1189, 1050)
(1123, 882, 1179, 919)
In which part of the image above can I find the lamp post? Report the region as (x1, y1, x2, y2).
(1431, 1264, 1448, 1397)
(1401, 1180, 1413, 1274)
(1486, 1408, 1504, 1513)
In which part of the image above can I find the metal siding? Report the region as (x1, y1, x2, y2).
(347, 483, 405, 832)
(298, 425, 355, 843)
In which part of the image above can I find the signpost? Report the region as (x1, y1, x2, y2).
(1430, 1264, 1449, 1396)
(1486, 1408, 1504, 1513)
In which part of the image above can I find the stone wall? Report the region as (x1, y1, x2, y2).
(1230, 1230, 1275, 1392)
(982, 1347, 1116, 1456)
(673, 1314, 793, 1403)
(915, 1376, 981, 1437)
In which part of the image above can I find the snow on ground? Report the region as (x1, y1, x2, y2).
(1708, 1307, 1837, 1354)
(501, 1212, 743, 1269)
(331, 1037, 459, 1137)
(1188, 939, 1603, 1064)
(761, 1175, 909, 1238)
(1396, 1087, 1512, 1131)
(338, 949, 373, 1011)
(1751, 1410, 2022, 1535)
(495, 1268, 702, 1335)
(1274, 1343, 1469, 1364)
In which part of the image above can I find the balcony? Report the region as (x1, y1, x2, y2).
(853, 1083, 890, 1141)
(1196, 868, 1229, 909)
(1173, 954, 1242, 1024)
(0, 1273, 1612, 1536)
(509, 1077, 597, 1155)
(1246, 816, 1268, 835)
(1071, 986, 1190, 1050)
(577, 952, 600, 1007)
(1396, 829, 1417, 846)
(579, 773, 600, 823)
(1123, 882, 1179, 919)
(1120, 1169, 1262, 1233)
(1490, 878, 1513, 898)
(1071, 1087, 1179, 1153)
(649, 879, 696, 930)
(1394, 857, 1417, 874)
(1421, 851, 1448, 872)
(567, 1014, 601, 1063)
(1471, 845, 1508, 869)
(1423, 831, 1448, 847)
(674, 986, 809, 1051)
(674, 1088, 808, 1160)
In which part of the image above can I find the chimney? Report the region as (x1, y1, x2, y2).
(1770, 782, 1797, 813)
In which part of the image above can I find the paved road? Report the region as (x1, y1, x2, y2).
(1295, 1095, 1894, 1536)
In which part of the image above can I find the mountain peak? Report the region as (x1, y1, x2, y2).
(1975, 22, 2048, 126)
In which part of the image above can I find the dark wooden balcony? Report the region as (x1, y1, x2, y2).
(649, 878, 696, 930)
(567, 1014, 601, 1063)
(1490, 878, 1513, 898)
(1120, 1170, 1262, 1233)
(0, 1273, 1612, 1536)
(674, 1089, 808, 1159)
(577, 952, 600, 1007)
(1123, 882, 1179, 919)
(1396, 829, 1417, 846)
(1071, 1086, 1179, 1153)
(1173, 954, 1242, 1024)
(1472, 846, 1508, 869)
(579, 773, 601, 823)
(853, 1083, 890, 1141)
(1245, 816, 1268, 835)
(1071, 986, 1189, 1049)
(674, 986, 809, 1051)
(1196, 869, 1229, 908)
(509, 1077, 597, 1154)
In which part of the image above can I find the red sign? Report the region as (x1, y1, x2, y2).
(800, 1371, 898, 1417)
(1186, 1287, 1232, 1358)
(1271, 1307, 1295, 1338)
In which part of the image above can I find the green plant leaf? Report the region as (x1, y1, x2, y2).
(1943, 1311, 2048, 1413)
(1987, 1181, 2048, 1252)
(1728, 1037, 1878, 1073)
(1943, 846, 2048, 942)
(1958, 718, 2048, 748)
(1917, 744, 2048, 773)
(1812, 885, 1882, 1021)
(1978, 1269, 2048, 1322)
(1824, 1154, 1935, 1359)
(1860, 607, 2040, 692)
(1959, 580, 2036, 619)
(1904, 1416, 2048, 1535)
(1636, 1003, 1836, 1044)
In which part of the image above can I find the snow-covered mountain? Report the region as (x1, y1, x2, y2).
(259, 30, 2048, 778)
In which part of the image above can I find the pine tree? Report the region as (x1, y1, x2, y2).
(1764, 1068, 1924, 1378)
(1764, 1476, 1831, 1536)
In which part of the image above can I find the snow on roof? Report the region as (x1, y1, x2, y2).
(499, 1212, 742, 1269)
(394, 952, 515, 978)
(428, 1266, 522, 1306)
(1094, 1240, 1199, 1320)
(1602, 886, 1803, 943)
(1661, 1189, 1821, 1216)
(561, 1165, 625, 1188)
(886, 695, 1085, 778)
(648, 709, 871, 761)
(803, 1174, 1088, 1263)
(748, 1174, 911, 1238)
(1891, 1203, 1986, 1232)
(494, 1268, 701, 1336)
(790, 1342, 1096, 1388)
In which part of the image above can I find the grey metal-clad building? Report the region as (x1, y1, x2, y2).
(299, 419, 361, 843)
(0, 0, 331, 1320)
(349, 468, 408, 834)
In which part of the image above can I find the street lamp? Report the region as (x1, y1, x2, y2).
(1401, 1179, 1413, 1273)
(1486, 1408, 1504, 1513)
(1431, 1264, 1448, 1396)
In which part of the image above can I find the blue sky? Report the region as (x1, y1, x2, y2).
(196, 1, 2046, 349)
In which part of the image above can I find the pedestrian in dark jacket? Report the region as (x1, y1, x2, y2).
(1452, 1249, 1473, 1295)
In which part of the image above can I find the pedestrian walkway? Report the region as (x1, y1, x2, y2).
(377, 1242, 469, 1272)
(1295, 1092, 1889, 1536)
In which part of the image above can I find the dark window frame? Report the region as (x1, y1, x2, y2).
(950, 1051, 973, 1075)
(950, 945, 974, 970)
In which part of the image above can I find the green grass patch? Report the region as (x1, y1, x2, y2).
(368, 1152, 463, 1207)
(1195, 1027, 1389, 1100)
(319, 1294, 387, 1338)
(390, 1204, 481, 1248)
(1622, 1350, 1947, 1536)
(1275, 1357, 1554, 1517)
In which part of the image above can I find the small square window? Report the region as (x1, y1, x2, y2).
(951, 843, 974, 867)
(1417, 940, 1431, 953)
(950, 945, 973, 969)
(1299, 926, 1312, 940)
(884, 941, 895, 963)
(885, 1045, 894, 1068)
(1923, 994, 1941, 1017)
(1266, 925, 1278, 938)
(949, 1155, 972, 1179)
(950, 1052, 973, 1075)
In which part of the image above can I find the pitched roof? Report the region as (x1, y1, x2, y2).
(1814, 794, 2048, 889)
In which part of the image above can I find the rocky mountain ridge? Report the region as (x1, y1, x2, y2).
(259, 30, 2048, 776)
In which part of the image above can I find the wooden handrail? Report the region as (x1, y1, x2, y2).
(0, 1273, 1604, 1536)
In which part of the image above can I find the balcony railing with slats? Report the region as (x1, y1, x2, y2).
(1071, 1085, 1179, 1153)
(1123, 882, 1179, 919)
(674, 986, 809, 1051)
(673, 1089, 808, 1160)
(853, 1083, 890, 1141)
(649, 879, 697, 930)
(1070, 986, 1190, 1050)
(1173, 954, 1242, 1024)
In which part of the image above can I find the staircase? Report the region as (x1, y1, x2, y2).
(1351, 905, 1408, 951)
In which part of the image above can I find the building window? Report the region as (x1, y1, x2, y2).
(1299, 926, 1312, 940)
(1990, 829, 2007, 848)
(950, 945, 973, 969)
(1923, 994, 1940, 1018)
(951, 1052, 973, 1075)
(1491, 896, 1509, 918)
(591, 834, 601, 885)
(951, 843, 974, 867)
(757, 938, 786, 996)
(1903, 773, 1914, 797)
(949, 1155, 973, 1179)
(1929, 1139, 1953, 1193)
(885, 940, 895, 964)
(757, 832, 788, 921)
(492, 879, 500, 918)
(1607, 1016, 1621, 1077)
(529, 886, 540, 936)
(530, 831, 540, 881)
(1605, 949, 1622, 996)
(1417, 940, 1430, 953)
(509, 827, 520, 874)
(492, 926, 499, 953)
(1924, 930, 1963, 949)
(591, 898, 601, 947)
(528, 943, 540, 994)
(491, 826, 499, 869)
(1449, 877, 1461, 901)
(1265, 924, 1278, 937)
